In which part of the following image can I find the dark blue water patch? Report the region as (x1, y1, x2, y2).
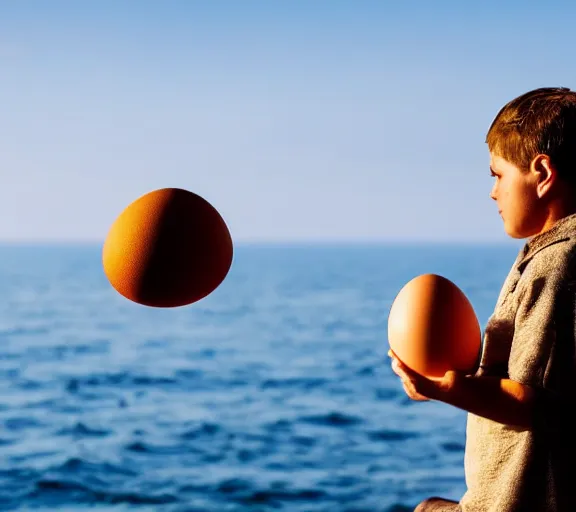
(236, 447, 266, 463)
(0, 496, 25, 511)
(174, 369, 252, 390)
(56, 422, 112, 438)
(0, 352, 21, 361)
(366, 463, 386, 474)
(375, 388, 397, 400)
(37, 400, 85, 414)
(260, 377, 328, 390)
(368, 429, 420, 442)
(4, 416, 46, 431)
(185, 479, 332, 509)
(0, 368, 20, 380)
(13, 378, 46, 390)
(172, 368, 204, 380)
(265, 419, 293, 433)
(217, 477, 254, 494)
(29, 479, 179, 505)
(317, 474, 364, 488)
(9, 449, 61, 464)
(65, 372, 178, 392)
(124, 440, 204, 457)
(125, 441, 173, 455)
(263, 461, 294, 471)
(356, 365, 375, 376)
(239, 487, 328, 506)
(0, 468, 38, 510)
(291, 434, 317, 447)
(178, 421, 221, 440)
(61, 383, 125, 405)
(2, 458, 152, 507)
(201, 452, 227, 464)
(299, 412, 364, 427)
(24, 342, 110, 362)
(56, 457, 139, 477)
(344, 508, 384, 512)
(0, 467, 39, 481)
(441, 441, 465, 452)
(21, 397, 58, 410)
(131, 375, 179, 386)
(177, 482, 214, 495)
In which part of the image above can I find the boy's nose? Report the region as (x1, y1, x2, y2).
(489, 184, 497, 201)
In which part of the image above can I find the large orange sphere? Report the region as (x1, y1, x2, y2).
(387, 274, 481, 378)
(102, 188, 233, 308)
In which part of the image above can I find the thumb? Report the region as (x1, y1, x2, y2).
(442, 370, 467, 387)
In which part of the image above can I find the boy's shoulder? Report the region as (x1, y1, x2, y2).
(517, 213, 576, 283)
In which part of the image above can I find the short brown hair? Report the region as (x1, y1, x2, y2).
(486, 87, 576, 182)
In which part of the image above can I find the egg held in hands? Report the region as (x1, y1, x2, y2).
(387, 274, 481, 378)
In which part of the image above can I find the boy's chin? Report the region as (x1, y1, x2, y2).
(505, 230, 526, 239)
(504, 224, 537, 240)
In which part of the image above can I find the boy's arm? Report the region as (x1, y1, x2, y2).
(430, 371, 536, 429)
(390, 352, 536, 429)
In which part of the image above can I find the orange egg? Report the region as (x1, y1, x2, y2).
(102, 188, 233, 308)
(387, 274, 481, 378)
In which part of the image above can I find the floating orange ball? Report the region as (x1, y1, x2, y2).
(387, 274, 481, 378)
(102, 188, 233, 308)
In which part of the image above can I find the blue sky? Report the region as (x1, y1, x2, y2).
(1, 1, 575, 243)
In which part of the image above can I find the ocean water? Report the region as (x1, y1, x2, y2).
(0, 243, 520, 511)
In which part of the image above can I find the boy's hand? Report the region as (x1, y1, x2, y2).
(388, 349, 456, 401)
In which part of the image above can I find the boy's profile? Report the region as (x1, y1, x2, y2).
(389, 87, 576, 511)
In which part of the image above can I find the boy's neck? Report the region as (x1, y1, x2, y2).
(538, 198, 576, 235)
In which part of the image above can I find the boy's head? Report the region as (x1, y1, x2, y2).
(486, 87, 576, 239)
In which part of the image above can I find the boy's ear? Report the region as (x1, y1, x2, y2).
(530, 154, 557, 198)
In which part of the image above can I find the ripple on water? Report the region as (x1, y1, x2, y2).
(55, 422, 112, 438)
(31, 479, 179, 505)
(299, 412, 364, 427)
(367, 429, 421, 442)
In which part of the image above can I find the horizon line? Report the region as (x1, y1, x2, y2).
(0, 237, 518, 247)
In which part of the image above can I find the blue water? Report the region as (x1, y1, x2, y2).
(0, 243, 519, 511)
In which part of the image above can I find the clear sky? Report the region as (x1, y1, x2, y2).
(1, 1, 575, 243)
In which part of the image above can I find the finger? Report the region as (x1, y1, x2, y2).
(394, 358, 419, 379)
(391, 359, 404, 377)
(403, 381, 428, 401)
(393, 357, 410, 374)
(402, 382, 419, 399)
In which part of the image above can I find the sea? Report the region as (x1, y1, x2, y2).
(0, 242, 522, 511)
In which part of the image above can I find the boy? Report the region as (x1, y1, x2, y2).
(389, 87, 576, 511)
